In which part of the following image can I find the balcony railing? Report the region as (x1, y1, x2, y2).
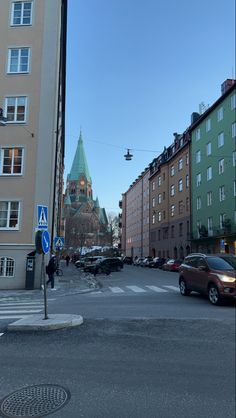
(190, 225, 236, 240)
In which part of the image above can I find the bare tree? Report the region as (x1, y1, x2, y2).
(107, 212, 119, 247)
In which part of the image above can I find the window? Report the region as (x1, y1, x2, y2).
(152, 181, 155, 191)
(233, 151, 236, 167)
(178, 179, 183, 192)
(152, 214, 155, 224)
(163, 210, 166, 220)
(207, 166, 212, 181)
(219, 186, 225, 202)
(179, 223, 183, 237)
(196, 150, 201, 163)
(218, 132, 224, 147)
(11, 1, 33, 26)
(207, 218, 213, 236)
(0, 148, 23, 175)
(0, 257, 15, 277)
(186, 174, 189, 188)
(207, 191, 212, 206)
(8, 48, 30, 73)
(5, 97, 27, 123)
(217, 107, 223, 121)
(158, 193, 161, 204)
(152, 197, 155, 208)
(206, 142, 211, 156)
(186, 153, 189, 165)
(178, 158, 183, 170)
(170, 184, 175, 196)
(196, 173, 201, 187)
(171, 225, 175, 238)
(220, 213, 226, 229)
(170, 165, 175, 176)
(206, 118, 211, 132)
(196, 128, 201, 141)
(163, 191, 165, 200)
(158, 211, 161, 222)
(171, 205, 175, 217)
(234, 181, 236, 197)
(197, 197, 201, 210)
(232, 122, 236, 138)
(0, 201, 20, 229)
(179, 200, 184, 214)
(231, 94, 236, 110)
(186, 197, 189, 211)
(219, 159, 224, 174)
(158, 176, 161, 186)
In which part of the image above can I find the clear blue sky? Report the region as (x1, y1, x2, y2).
(65, 0, 235, 213)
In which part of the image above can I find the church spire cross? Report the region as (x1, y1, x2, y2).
(68, 131, 91, 182)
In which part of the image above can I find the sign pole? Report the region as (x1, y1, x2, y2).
(42, 253, 48, 320)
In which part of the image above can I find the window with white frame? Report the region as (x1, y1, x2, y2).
(217, 107, 223, 122)
(8, 48, 30, 73)
(206, 142, 211, 156)
(196, 173, 201, 187)
(0, 257, 15, 277)
(178, 158, 183, 170)
(178, 179, 183, 192)
(0, 147, 23, 175)
(233, 151, 236, 167)
(197, 196, 201, 210)
(219, 186, 225, 202)
(152, 214, 155, 224)
(196, 128, 201, 141)
(158, 176, 161, 186)
(186, 153, 189, 165)
(152, 197, 155, 208)
(170, 184, 175, 196)
(158, 211, 161, 222)
(207, 166, 212, 181)
(207, 217, 213, 235)
(207, 191, 212, 206)
(186, 174, 189, 188)
(218, 132, 224, 147)
(158, 193, 161, 204)
(171, 205, 175, 217)
(232, 122, 236, 138)
(0, 201, 20, 229)
(206, 118, 211, 132)
(170, 165, 175, 176)
(11, 1, 33, 26)
(5, 97, 27, 123)
(196, 150, 201, 163)
(231, 93, 236, 110)
(218, 158, 224, 174)
(152, 181, 155, 191)
(220, 213, 226, 229)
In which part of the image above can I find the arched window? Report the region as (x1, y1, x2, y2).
(0, 257, 15, 277)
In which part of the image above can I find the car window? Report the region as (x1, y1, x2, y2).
(196, 258, 208, 268)
(206, 257, 234, 270)
(220, 256, 236, 269)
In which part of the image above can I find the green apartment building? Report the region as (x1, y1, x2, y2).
(190, 79, 236, 254)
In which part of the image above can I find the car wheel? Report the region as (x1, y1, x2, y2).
(208, 284, 222, 305)
(179, 278, 191, 296)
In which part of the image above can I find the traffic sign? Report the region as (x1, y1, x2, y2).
(42, 230, 50, 254)
(37, 205, 48, 229)
(54, 236, 64, 249)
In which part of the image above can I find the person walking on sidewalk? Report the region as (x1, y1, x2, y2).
(46, 255, 57, 289)
(65, 254, 70, 266)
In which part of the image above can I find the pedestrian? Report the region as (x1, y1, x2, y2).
(46, 254, 57, 289)
(65, 254, 70, 266)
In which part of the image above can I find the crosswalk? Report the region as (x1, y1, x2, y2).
(0, 299, 45, 320)
(92, 284, 180, 296)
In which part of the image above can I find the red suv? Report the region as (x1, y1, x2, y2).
(179, 253, 236, 305)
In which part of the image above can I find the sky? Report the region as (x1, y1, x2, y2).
(65, 0, 235, 214)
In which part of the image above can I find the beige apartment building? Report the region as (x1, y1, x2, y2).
(121, 168, 150, 258)
(0, 0, 67, 289)
(149, 133, 191, 259)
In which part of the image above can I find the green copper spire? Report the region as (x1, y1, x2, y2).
(68, 131, 91, 182)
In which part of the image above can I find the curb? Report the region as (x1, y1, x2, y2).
(7, 314, 84, 332)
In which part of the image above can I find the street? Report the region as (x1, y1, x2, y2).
(0, 265, 235, 417)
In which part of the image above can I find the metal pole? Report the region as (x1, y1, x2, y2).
(42, 253, 48, 320)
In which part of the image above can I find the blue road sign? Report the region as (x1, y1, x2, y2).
(42, 230, 50, 254)
(54, 236, 65, 249)
(37, 205, 48, 229)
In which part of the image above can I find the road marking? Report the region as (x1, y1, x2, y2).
(145, 285, 168, 293)
(126, 286, 147, 293)
(0, 310, 42, 314)
(109, 287, 125, 293)
(0, 315, 28, 319)
(163, 285, 179, 291)
(0, 303, 43, 308)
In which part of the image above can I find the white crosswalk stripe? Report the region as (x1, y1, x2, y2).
(0, 300, 44, 320)
(126, 286, 147, 293)
(163, 285, 179, 292)
(109, 287, 125, 293)
(145, 285, 168, 293)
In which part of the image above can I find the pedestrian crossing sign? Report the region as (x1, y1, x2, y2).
(37, 205, 48, 229)
(54, 236, 64, 249)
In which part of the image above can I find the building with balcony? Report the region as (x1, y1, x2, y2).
(0, 0, 67, 289)
(190, 79, 236, 254)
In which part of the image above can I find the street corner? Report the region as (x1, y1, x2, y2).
(7, 314, 84, 332)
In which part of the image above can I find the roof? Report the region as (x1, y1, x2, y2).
(67, 131, 91, 182)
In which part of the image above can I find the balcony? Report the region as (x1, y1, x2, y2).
(190, 225, 236, 240)
(119, 200, 122, 209)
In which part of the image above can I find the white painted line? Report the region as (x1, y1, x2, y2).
(109, 287, 125, 293)
(0, 309, 42, 314)
(163, 285, 179, 291)
(126, 286, 147, 293)
(91, 291, 102, 294)
(0, 304, 43, 308)
(146, 285, 168, 293)
(0, 315, 28, 319)
(0, 333, 4, 337)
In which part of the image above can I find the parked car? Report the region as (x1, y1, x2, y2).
(148, 257, 166, 269)
(162, 259, 182, 272)
(122, 256, 133, 265)
(75, 256, 105, 268)
(84, 257, 124, 274)
(140, 257, 153, 267)
(133, 257, 145, 266)
(179, 253, 236, 305)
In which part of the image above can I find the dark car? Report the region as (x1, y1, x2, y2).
(162, 259, 182, 272)
(179, 253, 236, 305)
(75, 256, 105, 268)
(123, 256, 133, 265)
(149, 257, 166, 268)
(84, 257, 123, 274)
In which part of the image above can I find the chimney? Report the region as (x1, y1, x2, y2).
(191, 112, 200, 124)
(221, 79, 235, 95)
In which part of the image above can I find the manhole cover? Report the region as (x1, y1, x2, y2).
(0, 384, 71, 417)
